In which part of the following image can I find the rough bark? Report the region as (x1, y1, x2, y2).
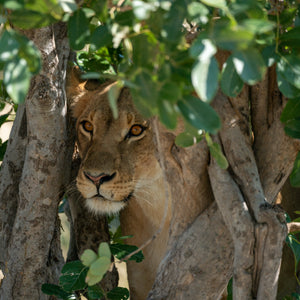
(0, 23, 72, 299)
(148, 70, 300, 299)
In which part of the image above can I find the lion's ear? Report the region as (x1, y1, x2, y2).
(66, 66, 89, 119)
(66, 66, 86, 100)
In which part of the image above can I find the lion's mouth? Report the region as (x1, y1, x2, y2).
(91, 191, 133, 203)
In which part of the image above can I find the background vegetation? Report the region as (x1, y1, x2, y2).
(0, 0, 300, 299)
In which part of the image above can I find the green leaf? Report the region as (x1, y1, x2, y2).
(277, 55, 300, 90)
(232, 49, 266, 85)
(241, 19, 274, 35)
(177, 95, 221, 134)
(159, 81, 181, 103)
(81, 249, 98, 267)
(8, 0, 63, 29)
(187, 2, 209, 24)
(86, 256, 111, 285)
(212, 23, 254, 51)
(85, 270, 105, 286)
(131, 33, 158, 68)
(133, 71, 157, 106)
(4, 57, 31, 104)
(107, 287, 130, 300)
(110, 243, 144, 263)
(284, 119, 300, 139)
(0, 114, 10, 127)
(175, 131, 203, 147)
(0, 140, 7, 161)
(280, 98, 300, 138)
(3, 0, 24, 10)
(68, 9, 90, 50)
(277, 71, 300, 99)
(0, 30, 19, 61)
(206, 134, 228, 169)
(262, 46, 277, 67)
(200, 0, 227, 9)
(286, 233, 300, 273)
(41, 283, 76, 300)
(60, 261, 88, 292)
(189, 38, 216, 60)
(16, 33, 41, 74)
(132, 0, 156, 20)
(162, 0, 186, 44)
(108, 84, 121, 119)
(281, 98, 300, 123)
(158, 100, 177, 129)
(98, 242, 112, 258)
(191, 56, 219, 103)
(90, 25, 112, 51)
(221, 56, 244, 97)
(280, 26, 300, 47)
(290, 152, 300, 187)
(59, 0, 77, 13)
(87, 285, 105, 299)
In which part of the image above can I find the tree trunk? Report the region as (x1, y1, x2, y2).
(0, 23, 72, 299)
(148, 69, 300, 299)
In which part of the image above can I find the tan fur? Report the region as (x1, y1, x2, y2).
(68, 70, 172, 299)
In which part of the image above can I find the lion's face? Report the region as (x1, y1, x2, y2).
(72, 82, 161, 214)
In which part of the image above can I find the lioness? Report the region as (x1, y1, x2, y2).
(68, 67, 212, 299)
(68, 74, 173, 299)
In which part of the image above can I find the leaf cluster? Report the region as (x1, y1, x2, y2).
(1, 1, 300, 171)
(42, 240, 143, 299)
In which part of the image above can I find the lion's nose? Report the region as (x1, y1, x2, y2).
(84, 171, 116, 186)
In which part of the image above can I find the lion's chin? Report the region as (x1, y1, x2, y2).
(85, 197, 127, 215)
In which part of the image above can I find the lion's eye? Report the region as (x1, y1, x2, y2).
(129, 124, 144, 137)
(82, 121, 93, 133)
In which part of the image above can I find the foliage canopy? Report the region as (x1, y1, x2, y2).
(1, 0, 300, 167)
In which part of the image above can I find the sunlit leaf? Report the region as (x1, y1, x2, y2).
(189, 38, 216, 60)
(187, 2, 209, 24)
(241, 19, 274, 35)
(277, 71, 300, 99)
(191, 56, 219, 103)
(277, 55, 300, 89)
(221, 56, 244, 97)
(206, 134, 228, 169)
(59, 0, 77, 13)
(4, 57, 31, 104)
(81, 249, 98, 267)
(98, 242, 112, 258)
(132, 0, 156, 20)
(200, 0, 227, 9)
(0, 30, 19, 62)
(86, 256, 111, 285)
(232, 49, 266, 85)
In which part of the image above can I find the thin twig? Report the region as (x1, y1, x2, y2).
(288, 222, 300, 233)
